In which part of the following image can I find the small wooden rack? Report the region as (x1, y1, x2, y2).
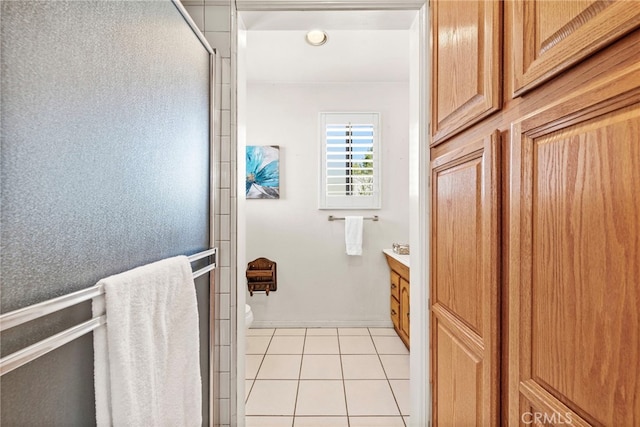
(246, 257, 277, 296)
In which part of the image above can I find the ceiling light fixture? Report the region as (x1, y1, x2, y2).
(305, 30, 328, 46)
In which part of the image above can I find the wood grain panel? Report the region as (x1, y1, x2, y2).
(431, 0, 501, 144)
(536, 1, 595, 48)
(434, 157, 483, 334)
(434, 320, 481, 426)
(511, 0, 640, 96)
(508, 81, 640, 425)
(431, 132, 500, 426)
(532, 107, 640, 425)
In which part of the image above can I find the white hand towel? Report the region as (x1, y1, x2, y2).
(345, 216, 364, 256)
(93, 256, 202, 427)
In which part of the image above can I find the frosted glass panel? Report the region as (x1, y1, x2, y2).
(1, 1, 211, 424)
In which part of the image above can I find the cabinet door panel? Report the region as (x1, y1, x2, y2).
(511, 0, 640, 96)
(400, 277, 410, 340)
(431, 132, 500, 425)
(509, 78, 640, 425)
(434, 319, 481, 426)
(431, 0, 501, 144)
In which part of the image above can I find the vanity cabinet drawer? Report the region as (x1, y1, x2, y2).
(390, 271, 400, 300)
(391, 296, 400, 330)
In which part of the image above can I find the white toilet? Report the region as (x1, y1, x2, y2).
(245, 304, 254, 329)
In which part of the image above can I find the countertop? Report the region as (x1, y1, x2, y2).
(383, 249, 410, 268)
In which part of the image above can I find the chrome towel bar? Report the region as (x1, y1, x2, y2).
(1, 247, 217, 332)
(328, 215, 379, 221)
(0, 247, 217, 376)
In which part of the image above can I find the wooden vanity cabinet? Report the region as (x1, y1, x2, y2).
(384, 254, 410, 350)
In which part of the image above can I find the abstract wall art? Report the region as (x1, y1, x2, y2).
(246, 145, 280, 199)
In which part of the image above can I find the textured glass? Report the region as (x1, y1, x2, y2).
(1, 1, 211, 424)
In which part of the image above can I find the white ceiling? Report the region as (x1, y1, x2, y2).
(241, 10, 416, 83)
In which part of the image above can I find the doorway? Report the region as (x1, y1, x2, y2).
(235, 4, 429, 425)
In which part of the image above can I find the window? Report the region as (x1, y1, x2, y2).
(319, 112, 381, 209)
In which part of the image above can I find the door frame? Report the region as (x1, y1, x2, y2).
(234, 2, 430, 425)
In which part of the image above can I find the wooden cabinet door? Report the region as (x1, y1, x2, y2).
(400, 277, 410, 342)
(508, 65, 640, 425)
(431, 132, 500, 426)
(510, 0, 640, 96)
(431, 0, 501, 144)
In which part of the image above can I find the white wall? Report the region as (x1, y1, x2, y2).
(246, 82, 410, 327)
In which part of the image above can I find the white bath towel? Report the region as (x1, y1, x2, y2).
(345, 216, 364, 256)
(93, 256, 202, 427)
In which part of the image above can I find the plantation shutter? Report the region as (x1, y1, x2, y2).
(319, 113, 381, 209)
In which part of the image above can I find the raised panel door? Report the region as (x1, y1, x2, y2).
(431, 132, 500, 425)
(510, 0, 640, 96)
(508, 67, 640, 425)
(431, 0, 501, 144)
(400, 276, 410, 347)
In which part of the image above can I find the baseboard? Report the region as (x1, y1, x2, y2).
(251, 319, 394, 329)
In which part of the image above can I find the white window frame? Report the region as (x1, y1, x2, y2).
(318, 112, 381, 209)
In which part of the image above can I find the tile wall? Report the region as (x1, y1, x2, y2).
(183, 1, 237, 426)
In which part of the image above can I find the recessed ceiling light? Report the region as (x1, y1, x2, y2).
(305, 30, 328, 46)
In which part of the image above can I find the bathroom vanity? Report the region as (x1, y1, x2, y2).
(383, 250, 410, 349)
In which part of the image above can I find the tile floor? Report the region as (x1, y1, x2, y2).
(245, 327, 410, 427)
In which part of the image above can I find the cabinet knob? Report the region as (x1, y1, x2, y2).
(391, 309, 397, 315)
(391, 284, 397, 289)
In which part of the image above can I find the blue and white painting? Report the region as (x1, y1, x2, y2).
(246, 145, 280, 199)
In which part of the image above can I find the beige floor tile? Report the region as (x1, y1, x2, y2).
(257, 355, 302, 379)
(338, 335, 376, 354)
(246, 354, 264, 379)
(368, 327, 398, 336)
(349, 416, 405, 427)
(379, 354, 410, 379)
(247, 336, 272, 354)
(294, 416, 349, 426)
(247, 328, 275, 336)
(245, 380, 298, 416)
(372, 335, 409, 355)
(275, 328, 307, 336)
(303, 336, 340, 354)
(295, 380, 347, 416)
(245, 416, 294, 427)
(306, 328, 337, 336)
(344, 380, 401, 416)
(341, 355, 386, 379)
(300, 355, 342, 380)
(267, 336, 305, 354)
(389, 380, 410, 415)
(338, 327, 370, 336)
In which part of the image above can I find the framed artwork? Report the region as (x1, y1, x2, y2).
(246, 145, 280, 199)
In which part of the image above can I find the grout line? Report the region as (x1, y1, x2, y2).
(245, 329, 275, 405)
(291, 328, 307, 426)
(370, 329, 405, 424)
(337, 331, 351, 427)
